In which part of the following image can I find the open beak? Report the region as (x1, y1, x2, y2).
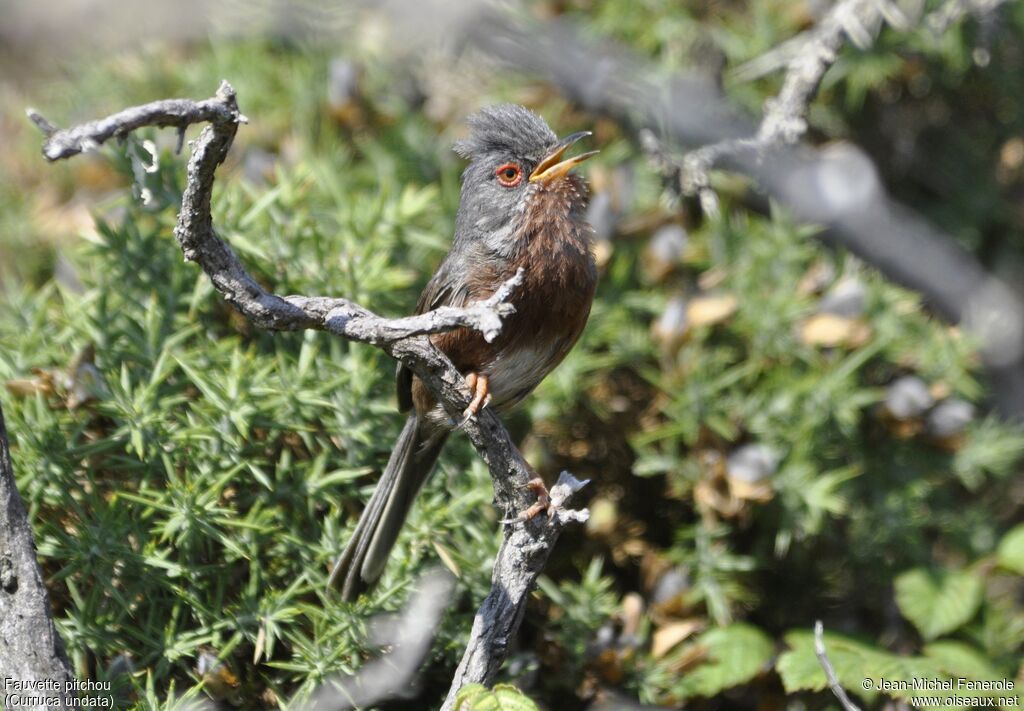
(529, 130, 598, 184)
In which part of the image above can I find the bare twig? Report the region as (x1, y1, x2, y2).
(0, 398, 76, 708)
(814, 620, 862, 711)
(30, 82, 588, 703)
(28, 95, 243, 162)
(666, 0, 1006, 204)
(650, 0, 902, 214)
(925, 0, 1007, 34)
(757, 0, 876, 144)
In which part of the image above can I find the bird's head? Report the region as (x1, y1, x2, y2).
(453, 104, 597, 255)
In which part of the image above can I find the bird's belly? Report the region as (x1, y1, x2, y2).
(485, 340, 566, 410)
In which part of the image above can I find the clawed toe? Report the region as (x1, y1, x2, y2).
(511, 477, 551, 521)
(457, 372, 491, 426)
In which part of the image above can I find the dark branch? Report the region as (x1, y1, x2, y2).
(0, 398, 76, 708)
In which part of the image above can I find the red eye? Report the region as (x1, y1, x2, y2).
(495, 163, 522, 187)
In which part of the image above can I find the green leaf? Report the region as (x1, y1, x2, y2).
(922, 641, 1003, 680)
(778, 629, 889, 698)
(996, 524, 1024, 574)
(894, 568, 984, 640)
(671, 623, 773, 699)
(453, 683, 541, 711)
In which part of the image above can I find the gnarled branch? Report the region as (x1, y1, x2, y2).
(29, 81, 586, 705)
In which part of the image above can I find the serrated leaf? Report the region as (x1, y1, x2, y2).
(923, 641, 1003, 680)
(777, 629, 889, 698)
(996, 524, 1024, 574)
(453, 683, 540, 711)
(894, 568, 983, 640)
(779, 630, 1013, 708)
(671, 623, 773, 698)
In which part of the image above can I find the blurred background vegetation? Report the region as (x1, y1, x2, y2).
(1, 1, 1023, 709)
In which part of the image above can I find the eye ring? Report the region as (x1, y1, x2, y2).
(495, 162, 523, 187)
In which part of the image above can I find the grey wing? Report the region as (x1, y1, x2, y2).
(396, 256, 470, 412)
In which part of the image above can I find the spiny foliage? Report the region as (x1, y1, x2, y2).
(1, 86, 500, 706)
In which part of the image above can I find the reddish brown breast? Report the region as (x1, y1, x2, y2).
(423, 175, 597, 412)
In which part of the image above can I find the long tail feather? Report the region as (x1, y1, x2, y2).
(328, 415, 446, 600)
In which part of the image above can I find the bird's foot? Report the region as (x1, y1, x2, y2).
(514, 477, 551, 521)
(501, 472, 592, 525)
(456, 372, 491, 428)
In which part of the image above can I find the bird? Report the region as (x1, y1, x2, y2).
(328, 104, 598, 601)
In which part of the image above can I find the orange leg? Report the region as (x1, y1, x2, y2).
(461, 372, 492, 422)
(516, 477, 552, 521)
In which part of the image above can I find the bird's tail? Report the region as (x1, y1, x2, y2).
(328, 414, 447, 601)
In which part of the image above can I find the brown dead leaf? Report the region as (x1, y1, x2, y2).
(667, 642, 709, 674)
(592, 648, 626, 685)
(727, 476, 774, 502)
(997, 137, 1024, 185)
(799, 313, 872, 347)
(929, 381, 952, 401)
(619, 538, 650, 557)
(642, 224, 688, 281)
(640, 550, 672, 596)
(697, 266, 727, 291)
(197, 651, 240, 701)
(687, 294, 738, 327)
(929, 433, 967, 453)
(796, 260, 837, 296)
(5, 369, 56, 397)
(652, 619, 705, 659)
(73, 159, 123, 191)
(883, 414, 924, 440)
(616, 209, 674, 238)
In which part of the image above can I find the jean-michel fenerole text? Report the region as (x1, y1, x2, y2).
(872, 677, 1016, 692)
